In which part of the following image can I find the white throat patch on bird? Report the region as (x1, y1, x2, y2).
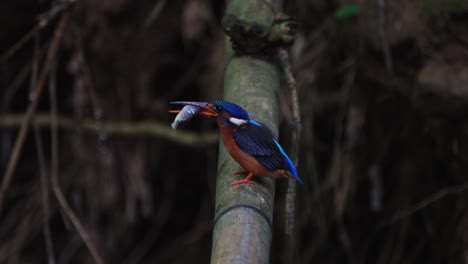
(229, 117, 248, 126)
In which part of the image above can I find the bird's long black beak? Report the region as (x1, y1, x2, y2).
(169, 101, 218, 117)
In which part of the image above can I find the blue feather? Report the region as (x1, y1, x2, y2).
(248, 119, 262, 127)
(233, 126, 275, 156)
(273, 139, 303, 184)
(211, 100, 250, 119)
(256, 156, 282, 171)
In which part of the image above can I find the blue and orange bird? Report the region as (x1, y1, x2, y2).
(170, 100, 303, 186)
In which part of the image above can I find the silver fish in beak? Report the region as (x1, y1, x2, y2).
(169, 101, 218, 129)
(170, 105, 201, 129)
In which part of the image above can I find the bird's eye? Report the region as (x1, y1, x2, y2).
(215, 106, 223, 112)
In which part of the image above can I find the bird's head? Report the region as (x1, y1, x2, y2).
(170, 100, 251, 127)
(208, 100, 250, 126)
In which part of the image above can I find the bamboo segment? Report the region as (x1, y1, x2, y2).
(210, 26, 281, 264)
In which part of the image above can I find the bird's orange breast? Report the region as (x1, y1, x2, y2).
(217, 121, 290, 178)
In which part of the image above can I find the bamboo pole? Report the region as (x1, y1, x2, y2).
(211, 0, 283, 263)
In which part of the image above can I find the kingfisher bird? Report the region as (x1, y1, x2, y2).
(170, 100, 303, 186)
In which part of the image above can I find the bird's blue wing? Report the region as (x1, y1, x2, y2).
(232, 123, 276, 156)
(233, 122, 303, 184)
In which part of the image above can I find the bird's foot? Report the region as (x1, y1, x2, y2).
(229, 172, 255, 186)
(229, 179, 255, 186)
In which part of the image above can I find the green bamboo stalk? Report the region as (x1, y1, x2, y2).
(210, 0, 282, 263)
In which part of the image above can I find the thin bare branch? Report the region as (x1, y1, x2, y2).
(34, 121, 56, 264)
(143, 0, 167, 28)
(0, 0, 75, 62)
(0, 27, 37, 62)
(377, 0, 393, 73)
(0, 113, 218, 146)
(379, 184, 468, 227)
(277, 48, 301, 236)
(1, 63, 31, 111)
(32, 28, 56, 264)
(49, 55, 105, 264)
(0, 14, 69, 212)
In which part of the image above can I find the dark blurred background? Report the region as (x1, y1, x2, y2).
(1, 0, 468, 263)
